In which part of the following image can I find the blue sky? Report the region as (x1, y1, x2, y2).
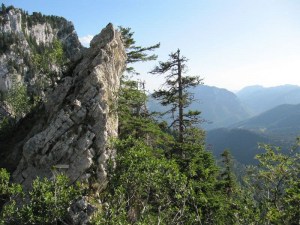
(2, 0, 300, 92)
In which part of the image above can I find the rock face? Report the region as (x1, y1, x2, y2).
(0, 7, 126, 224)
(0, 7, 82, 92)
(12, 23, 126, 189)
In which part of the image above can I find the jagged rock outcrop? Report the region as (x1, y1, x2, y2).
(12, 23, 126, 190)
(0, 6, 126, 224)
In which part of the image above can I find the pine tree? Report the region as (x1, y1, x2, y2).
(220, 149, 237, 197)
(117, 26, 161, 142)
(118, 26, 160, 75)
(1, 4, 6, 14)
(150, 49, 202, 144)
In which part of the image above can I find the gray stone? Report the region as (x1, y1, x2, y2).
(68, 197, 97, 225)
(12, 23, 126, 190)
(1, 9, 126, 223)
(0, 8, 82, 93)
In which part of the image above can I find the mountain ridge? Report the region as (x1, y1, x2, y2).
(236, 84, 300, 115)
(230, 103, 300, 142)
(148, 84, 250, 130)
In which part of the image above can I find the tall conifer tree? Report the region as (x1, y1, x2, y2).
(150, 49, 202, 144)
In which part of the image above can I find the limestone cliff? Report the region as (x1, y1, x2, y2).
(0, 6, 82, 92)
(10, 23, 126, 189)
(0, 6, 126, 223)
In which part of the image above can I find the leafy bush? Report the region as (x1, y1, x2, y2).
(4, 82, 32, 120)
(0, 169, 82, 225)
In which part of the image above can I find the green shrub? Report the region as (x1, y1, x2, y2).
(5, 82, 32, 120)
(0, 169, 82, 225)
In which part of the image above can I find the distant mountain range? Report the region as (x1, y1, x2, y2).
(189, 85, 249, 129)
(149, 84, 300, 164)
(148, 85, 250, 129)
(230, 104, 300, 142)
(236, 84, 300, 115)
(207, 104, 300, 164)
(148, 84, 300, 130)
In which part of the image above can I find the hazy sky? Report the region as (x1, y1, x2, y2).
(2, 0, 300, 92)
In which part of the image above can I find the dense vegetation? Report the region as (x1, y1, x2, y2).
(0, 12, 299, 224)
(0, 169, 81, 225)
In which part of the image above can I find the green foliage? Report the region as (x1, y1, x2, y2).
(32, 39, 66, 93)
(118, 80, 148, 134)
(216, 150, 258, 224)
(4, 81, 32, 120)
(0, 15, 34, 136)
(118, 80, 174, 149)
(0, 32, 18, 54)
(117, 29, 170, 147)
(0, 168, 22, 199)
(118, 26, 160, 74)
(0, 168, 23, 225)
(245, 140, 300, 224)
(150, 49, 202, 144)
(96, 138, 188, 224)
(24, 10, 66, 30)
(111, 28, 244, 224)
(219, 150, 237, 197)
(16, 175, 81, 224)
(0, 169, 82, 225)
(283, 175, 300, 224)
(91, 135, 236, 224)
(0, 4, 14, 15)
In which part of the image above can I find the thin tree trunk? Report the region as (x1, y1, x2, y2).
(177, 49, 184, 144)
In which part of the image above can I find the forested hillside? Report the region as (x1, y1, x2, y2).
(232, 104, 300, 141)
(207, 104, 300, 164)
(206, 128, 271, 164)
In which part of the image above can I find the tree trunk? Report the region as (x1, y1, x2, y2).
(177, 49, 184, 144)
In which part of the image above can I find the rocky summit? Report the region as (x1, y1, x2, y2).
(11, 23, 126, 190)
(0, 6, 126, 224)
(0, 7, 127, 190)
